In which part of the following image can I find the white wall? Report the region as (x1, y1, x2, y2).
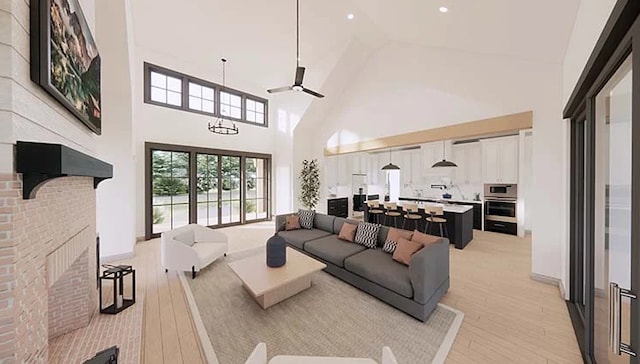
(95, 0, 137, 260)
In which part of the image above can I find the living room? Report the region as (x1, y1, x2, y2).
(0, 0, 635, 363)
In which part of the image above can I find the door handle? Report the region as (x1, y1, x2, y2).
(610, 282, 637, 357)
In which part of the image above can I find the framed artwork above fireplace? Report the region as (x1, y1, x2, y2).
(30, 0, 102, 134)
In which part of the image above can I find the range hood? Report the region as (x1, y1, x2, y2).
(16, 141, 113, 199)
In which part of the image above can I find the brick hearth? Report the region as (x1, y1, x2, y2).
(0, 174, 97, 362)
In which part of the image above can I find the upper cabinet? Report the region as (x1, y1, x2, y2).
(398, 148, 423, 186)
(325, 155, 350, 188)
(481, 136, 519, 183)
(452, 142, 482, 185)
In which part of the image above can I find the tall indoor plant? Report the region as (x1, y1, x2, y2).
(299, 159, 320, 210)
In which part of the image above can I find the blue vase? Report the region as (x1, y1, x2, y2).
(266, 235, 286, 267)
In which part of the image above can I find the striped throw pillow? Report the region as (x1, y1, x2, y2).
(354, 222, 380, 249)
(382, 239, 397, 254)
(298, 209, 315, 229)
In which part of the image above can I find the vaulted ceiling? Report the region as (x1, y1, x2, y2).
(130, 0, 581, 116)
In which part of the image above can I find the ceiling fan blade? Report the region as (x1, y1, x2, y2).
(267, 86, 293, 94)
(302, 87, 324, 98)
(295, 67, 306, 85)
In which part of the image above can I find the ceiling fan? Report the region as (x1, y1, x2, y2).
(267, 0, 324, 98)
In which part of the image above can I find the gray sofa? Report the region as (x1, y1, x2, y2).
(275, 213, 450, 322)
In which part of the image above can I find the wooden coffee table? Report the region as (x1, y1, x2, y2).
(228, 247, 326, 309)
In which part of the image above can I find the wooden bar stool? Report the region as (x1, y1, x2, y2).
(402, 203, 422, 231)
(424, 205, 448, 238)
(383, 202, 402, 228)
(366, 200, 384, 224)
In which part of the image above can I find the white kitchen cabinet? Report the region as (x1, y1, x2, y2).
(324, 155, 349, 188)
(481, 136, 519, 183)
(325, 156, 337, 189)
(399, 150, 412, 186)
(351, 153, 368, 174)
(410, 149, 423, 183)
(421, 142, 442, 176)
(452, 142, 482, 185)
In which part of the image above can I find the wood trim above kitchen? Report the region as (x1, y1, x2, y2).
(323, 111, 533, 156)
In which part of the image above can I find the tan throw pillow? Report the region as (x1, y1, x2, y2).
(338, 223, 358, 242)
(285, 215, 301, 231)
(392, 237, 423, 266)
(412, 230, 442, 246)
(387, 228, 414, 243)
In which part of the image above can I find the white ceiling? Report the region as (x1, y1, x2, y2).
(130, 0, 580, 98)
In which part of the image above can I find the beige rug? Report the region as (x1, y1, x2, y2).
(183, 248, 463, 364)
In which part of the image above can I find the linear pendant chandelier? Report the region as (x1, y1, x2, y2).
(381, 148, 400, 170)
(432, 140, 457, 168)
(208, 58, 239, 135)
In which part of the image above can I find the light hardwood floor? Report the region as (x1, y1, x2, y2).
(136, 225, 582, 363)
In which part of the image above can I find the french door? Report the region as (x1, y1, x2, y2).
(145, 142, 271, 238)
(566, 2, 640, 362)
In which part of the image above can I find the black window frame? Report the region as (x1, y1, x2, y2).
(143, 62, 269, 128)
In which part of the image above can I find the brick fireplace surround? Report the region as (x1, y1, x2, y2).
(0, 173, 97, 363)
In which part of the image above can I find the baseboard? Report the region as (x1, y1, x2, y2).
(136, 236, 145, 243)
(100, 252, 135, 264)
(530, 273, 565, 297)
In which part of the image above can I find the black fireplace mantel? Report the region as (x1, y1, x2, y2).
(16, 141, 113, 199)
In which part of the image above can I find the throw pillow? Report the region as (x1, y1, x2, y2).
(338, 223, 358, 242)
(382, 239, 398, 254)
(298, 209, 315, 229)
(386, 228, 414, 244)
(412, 230, 442, 246)
(285, 215, 301, 231)
(354, 222, 380, 249)
(392, 237, 423, 266)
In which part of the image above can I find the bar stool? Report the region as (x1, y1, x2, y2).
(424, 205, 448, 238)
(383, 202, 402, 228)
(402, 203, 422, 231)
(366, 200, 384, 224)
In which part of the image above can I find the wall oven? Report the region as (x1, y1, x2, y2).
(484, 184, 518, 235)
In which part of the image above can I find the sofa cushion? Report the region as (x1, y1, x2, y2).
(333, 217, 347, 234)
(377, 225, 390, 247)
(304, 235, 367, 268)
(314, 213, 335, 233)
(298, 209, 315, 229)
(354, 222, 380, 249)
(344, 249, 414, 299)
(174, 230, 195, 247)
(277, 228, 332, 249)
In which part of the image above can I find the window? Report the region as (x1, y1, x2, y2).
(189, 82, 215, 113)
(145, 142, 271, 239)
(246, 99, 265, 124)
(144, 63, 268, 126)
(150, 71, 182, 106)
(220, 91, 242, 119)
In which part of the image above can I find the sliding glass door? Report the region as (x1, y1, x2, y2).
(151, 150, 190, 235)
(145, 143, 271, 238)
(566, 5, 640, 362)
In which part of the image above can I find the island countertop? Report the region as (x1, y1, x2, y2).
(396, 198, 473, 213)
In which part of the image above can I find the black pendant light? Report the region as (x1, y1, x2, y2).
(381, 148, 400, 170)
(208, 59, 239, 135)
(432, 140, 457, 168)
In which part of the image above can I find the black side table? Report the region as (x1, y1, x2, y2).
(99, 265, 136, 314)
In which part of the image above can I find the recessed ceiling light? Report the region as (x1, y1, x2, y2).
(439, 6, 448, 13)
(347, 13, 355, 20)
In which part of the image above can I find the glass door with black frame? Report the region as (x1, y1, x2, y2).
(593, 55, 635, 363)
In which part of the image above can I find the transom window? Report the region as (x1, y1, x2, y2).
(150, 71, 182, 106)
(189, 82, 215, 113)
(246, 99, 265, 124)
(220, 91, 242, 119)
(144, 63, 268, 127)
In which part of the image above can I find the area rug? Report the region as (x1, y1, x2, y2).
(183, 248, 463, 364)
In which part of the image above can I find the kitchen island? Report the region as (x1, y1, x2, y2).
(364, 198, 474, 249)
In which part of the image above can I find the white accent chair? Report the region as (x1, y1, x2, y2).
(244, 343, 398, 364)
(161, 224, 228, 278)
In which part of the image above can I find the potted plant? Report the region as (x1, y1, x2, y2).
(299, 159, 320, 210)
